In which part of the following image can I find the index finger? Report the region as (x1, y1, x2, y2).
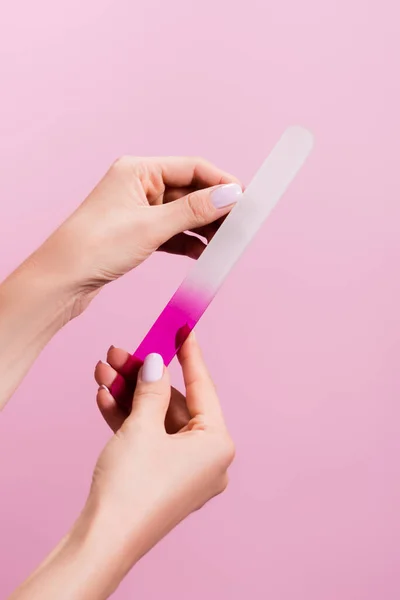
(178, 333, 225, 425)
(156, 156, 240, 190)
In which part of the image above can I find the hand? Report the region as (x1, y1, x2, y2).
(0, 156, 241, 409)
(10, 335, 234, 600)
(89, 333, 234, 566)
(95, 344, 191, 431)
(34, 156, 242, 314)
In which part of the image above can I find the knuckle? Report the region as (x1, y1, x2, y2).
(214, 473, 230, 496)
(193, 155, 209, 166)
(219, 434, 236, 466)
(134, 387, 165, 402)
(111, 155, 139, 174)
(187, 155, 206, 164)
(186, 191, 213, 225)
(220, 473, 230, 493)
(188, 414, 207, 432)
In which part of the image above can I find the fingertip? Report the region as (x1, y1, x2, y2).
(178, 330, 198, 362)
(106, 346, 129, 368)
(97, 386, 126, 432)
(96, 386, 113, 419)
(140, 353, 165, 384)
(94, 360, 118, 388)
(97, 384, 110, 403)
(185, 330, 199, 353)
(134, 354, 170, 401)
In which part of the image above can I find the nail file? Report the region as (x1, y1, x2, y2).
(110, 126, 314, 407)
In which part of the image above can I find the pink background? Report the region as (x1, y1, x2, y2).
(1, 1, 399, 598)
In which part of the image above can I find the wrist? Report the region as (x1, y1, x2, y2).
(0, 254, 82, 408)
(66, 499, 144, 597)
(29, 227, 98, 318)
(9, 507, 132, 600)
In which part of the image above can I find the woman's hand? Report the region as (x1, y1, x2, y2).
(0, 157, 241, 409)
(10, 335, 235, 600)
(90, 334, 234, 553)
(95, 343, 191, 433)
(35, 156, 242, 312)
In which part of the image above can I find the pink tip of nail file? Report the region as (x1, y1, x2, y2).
(110, 126, 314, 407)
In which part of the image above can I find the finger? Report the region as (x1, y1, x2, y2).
(150, 183, 243, 246)
(163, 190, 230, 242)
(159, 232, 206, 260)
(94, 358, 128, 430)
(101, 348, 191, 432)
(94, 359, 118, 388)
(106, 346, 131, 373)
(106, 347, 141, 391)
(178, 333, 224, 425)
(163, 182, 238, 205)
(163, 192, 230, 246)
(160, 197, 224, 249)
(158, 157, 240, 190)
(96, 386, 126, 432)
(128, 353, 170, 428)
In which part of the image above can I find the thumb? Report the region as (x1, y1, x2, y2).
(151, 183, 242, 244)
(128, 353, 170, 428)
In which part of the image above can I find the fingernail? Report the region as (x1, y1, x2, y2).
(99, 384, 110, 393)
(211, 183, 242, 209)
(100, 360, 109, 366)
(142, 353, 164, 383)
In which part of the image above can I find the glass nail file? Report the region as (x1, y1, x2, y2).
(110, 126, 314, 407)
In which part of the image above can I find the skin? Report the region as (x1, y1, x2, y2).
(1, 156, 240, 599)
(0, 156, 240, 407)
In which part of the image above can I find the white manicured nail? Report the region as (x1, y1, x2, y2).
(211, 183, 242, 209)
(142, 353, 164, 383)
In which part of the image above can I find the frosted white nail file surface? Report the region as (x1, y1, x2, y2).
(111, 126, 314, 404)
(188, 125, 314, 292)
